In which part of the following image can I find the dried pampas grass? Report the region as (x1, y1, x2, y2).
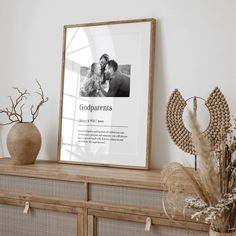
(162, 110, 236, 233)
(162, 162, 207, 208)
(188, 110, 221, 205)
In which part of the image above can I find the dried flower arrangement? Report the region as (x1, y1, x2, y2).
(162, 111, 236, 234)
(0, 80, 48, 125)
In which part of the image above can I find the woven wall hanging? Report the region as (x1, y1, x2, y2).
(166, 87, 230, 155)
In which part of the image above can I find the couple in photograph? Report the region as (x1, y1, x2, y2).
(80, 54, 130, 97)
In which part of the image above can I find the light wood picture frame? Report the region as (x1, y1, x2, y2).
(57, 18, 156, 169)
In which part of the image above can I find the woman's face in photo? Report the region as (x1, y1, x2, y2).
(94, 63, 101, 75)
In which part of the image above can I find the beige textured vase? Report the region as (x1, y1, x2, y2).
(7, 122, 42, 165)
(209, 229, 236, 236)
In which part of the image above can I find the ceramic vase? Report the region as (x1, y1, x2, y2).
(7, 122, 41, 165)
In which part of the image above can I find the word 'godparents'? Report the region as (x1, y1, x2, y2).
(79, 104, 112, 112)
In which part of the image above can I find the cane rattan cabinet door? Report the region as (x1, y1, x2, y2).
(0, 174, 85, 200)
(89, 183, 164, 208)
(95, 218, 208, 236)
(88, 211, 208, 236)
(0, 203, 81, 236)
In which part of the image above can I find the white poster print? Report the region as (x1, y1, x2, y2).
(58, 19, 155, 168)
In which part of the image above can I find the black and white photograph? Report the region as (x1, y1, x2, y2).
(79, 54, 131, 97)
(58, 19, 155, 168)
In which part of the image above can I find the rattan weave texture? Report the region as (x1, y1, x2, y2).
(89, 184, 164, 208)
(97, 218, 208, 236)
(0, 204, 77, 236)
(0, 175, 84, 199)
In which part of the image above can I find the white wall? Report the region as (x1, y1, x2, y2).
(0, 0, 236, 169)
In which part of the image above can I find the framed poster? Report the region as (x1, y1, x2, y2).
(57, 18, 156, 169)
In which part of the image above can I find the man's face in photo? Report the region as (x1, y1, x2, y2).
(100, 58, 107, 70)
(105, 64, 112, 77)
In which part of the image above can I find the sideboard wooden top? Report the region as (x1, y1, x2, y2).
(0, 158, 162, 190)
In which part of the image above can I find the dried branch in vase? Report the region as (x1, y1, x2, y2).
(0, 80, 48, 125)
(162, 110, 236, 233)
(30, 80, 48, 122)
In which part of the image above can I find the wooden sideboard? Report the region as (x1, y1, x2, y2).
(0, 158, 208, 236)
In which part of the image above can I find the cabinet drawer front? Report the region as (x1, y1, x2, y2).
(0, 175, 84, 199)
(97, 218, 208, 236)
(0, 204, 78, 236)
(89, 184, 163, 208)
